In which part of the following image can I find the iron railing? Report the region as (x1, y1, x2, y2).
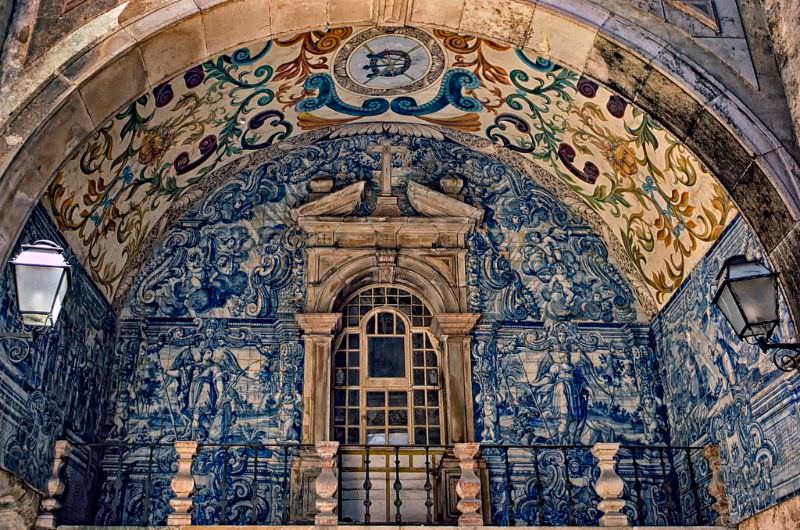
(481, 444, 716, 527)
(337, 444, 449, 525)
(58, 441, 309, 526)
(55, 440, 719, 527)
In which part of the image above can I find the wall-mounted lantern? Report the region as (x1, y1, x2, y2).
(9, 240, 70, 327)
(713, 255, 800, 372)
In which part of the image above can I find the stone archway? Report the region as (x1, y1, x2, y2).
(0, 0, 798, 324)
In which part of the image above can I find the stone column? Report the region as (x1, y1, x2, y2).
(703, 444, 731, 526)
(314, 441, 340, 526)
(167, 441, 198, 525)
(295, 313, 341, 444)
(34, 440, 71, 530)
(454, 442, 483, 526)
(591, 442, 628, 527)
(431, 313, 480, 443)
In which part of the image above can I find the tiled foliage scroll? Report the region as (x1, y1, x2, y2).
(0, 205, 116, 490)
(47, 26, 735, 308)
(653, 216, 799, 523)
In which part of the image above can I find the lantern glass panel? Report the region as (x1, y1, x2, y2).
(731, 274, 778, 337)
(14, 264, 68, 326)
(716, 284, 747, 337)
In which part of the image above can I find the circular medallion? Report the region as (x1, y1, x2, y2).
(334, 28, 445, 96)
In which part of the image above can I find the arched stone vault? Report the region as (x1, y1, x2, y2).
(0, 0, 798, 324)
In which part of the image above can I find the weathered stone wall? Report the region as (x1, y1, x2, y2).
(763, 0, 800, 149)
(738, 492, 800, 530)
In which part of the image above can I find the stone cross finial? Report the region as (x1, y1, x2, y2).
(454, 442, 483, 526)
(368, 141, 405, 216)
(591, 442, 628, 527)
(703, 444, 731, 526)
(168, 440, 198, 525)
(314, 441, 340, 526)
(34, 440, 72, 530)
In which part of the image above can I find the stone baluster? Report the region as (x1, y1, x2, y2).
(167, 440, 198, 525)
(454, 442, 483, 526)
(34, 440, 72, 530)
(591, 442, 628, 527)
(703, 444, 731, 526)
(314, 441, 340, 526)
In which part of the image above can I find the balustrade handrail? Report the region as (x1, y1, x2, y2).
(42, 438, 729, 528)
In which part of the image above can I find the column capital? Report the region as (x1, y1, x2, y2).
(295, 313, 341, 335)
(431, 313, 480, 338)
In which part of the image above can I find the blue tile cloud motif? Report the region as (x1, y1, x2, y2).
(0, 206, 116, 490)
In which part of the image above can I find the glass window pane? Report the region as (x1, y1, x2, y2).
(335, 369, 346, 386)
(377, 312, 394, 334)
(427, 390, 437, 405)
(348, 428, 360, 444)
(413, 370, 425, 385)
(367, 392, 385, 407)
(349, 350, 359, 367)
(367, 410, 384, 426)
(426, 351, 436, 366)
(427, 369, 438, 386)
(348, 409, 360, 425)
(348, 369, 359, 385)
(414, 390, 425, 406)
(428, 409, 440, 425)
(414, 408, 426, 425)
(335, 427, 345, 443)
(388, 430, 408, 445)
(334, 392, 345, 406)
(388, 392, 407, 406)
(414, 428, 427, 445)
(368, 337, 405, 377)
(413, 334, 423, 349)
(429, 428, 440, 445)
(388, 410, 407, 426)
(413, 351, 424, 366)
(395, 318, 405, 334)
(334, 408, 345, 425)
(335, 349, 346, 367)
(367, 430, 386, 445)
(348, 334, 359, 349)
(348, 390, 359, 406)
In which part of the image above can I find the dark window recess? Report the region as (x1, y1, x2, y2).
(368, 337, 406, 377)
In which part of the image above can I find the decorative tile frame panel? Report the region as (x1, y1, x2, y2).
(653, 216, 800, 523)
(0, 205, 116, 490)
(45, 26, 736, 311)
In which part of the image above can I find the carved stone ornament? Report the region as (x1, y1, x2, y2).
(454, 442, 483, 526)
(590, 442, 628, 527)
(314, 441, 340, 525)
(34, 440, 72, 530)
(703, 444, 731, 526)
(167, 440, 198, 525)
(0, 468, 39, 530)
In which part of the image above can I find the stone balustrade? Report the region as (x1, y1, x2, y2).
(31, 438, 729, 528)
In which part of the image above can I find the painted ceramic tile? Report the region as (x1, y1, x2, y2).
(45, 26, 735, 310)
(653, 216, 799, 521)
(0, 205, 116, 490)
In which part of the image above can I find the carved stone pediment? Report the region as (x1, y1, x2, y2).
(292, 181, 364, 219)
(293, 181, 482, 249)
(406, 181, 483, 222)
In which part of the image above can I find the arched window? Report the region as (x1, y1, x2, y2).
(333, 286, 442, 446)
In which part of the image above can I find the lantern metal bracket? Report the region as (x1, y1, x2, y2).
(757, 337, 800, 373)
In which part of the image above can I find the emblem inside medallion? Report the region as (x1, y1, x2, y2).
(334, 28, 445, 96)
